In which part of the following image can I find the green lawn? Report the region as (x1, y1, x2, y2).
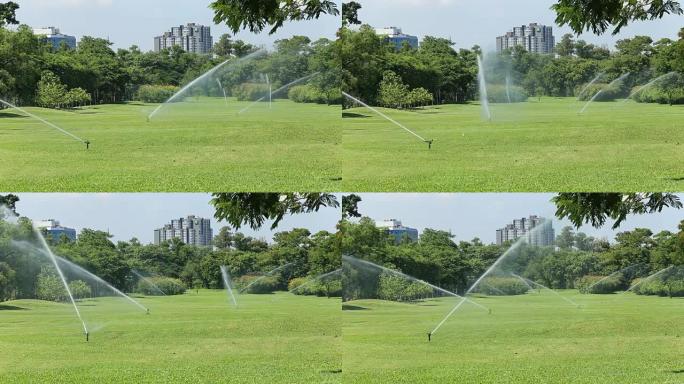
(0, 291, 341, 383)
(0, 98, 341, 191)
(343, 291, 684, 383)
(342, 98, 684, 191)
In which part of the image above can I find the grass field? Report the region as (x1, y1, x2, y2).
(0, 98, 341, 191)
(343, 291, 684, 383)
(0, 291, 341, 383)
(342, 98, 684, 191)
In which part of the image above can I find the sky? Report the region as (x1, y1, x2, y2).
(356, 0, 684, 51)
(8, 193, 340, 244)
(13, 0, 341, 51)
(355, 193, 684, 244)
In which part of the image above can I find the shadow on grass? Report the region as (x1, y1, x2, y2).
(669, 177, 684, 182)
(342, 112, 371, 119)
(320, 369, 342, 374)
(342, 304, 369, 311)
(0, 112, 27, 119)
(672, 369, 684, 374)
(0, 304, 28, 311)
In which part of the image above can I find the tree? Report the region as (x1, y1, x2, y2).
(342, 194, 362, 219)
(0, 262, 15, 301)
(211, 193, 339, 230)
(211, 0, 339, 35)
(0, 1, 18, 27)
(556, 34, 575, 56)
(553, 193, 682, 229)
(36, 70, 67, 109)
(552, 0, 683, 35)
(0, 194, 19, 213)
(378, 70, 409, 109)
(342, 1, 362, 26)
(213, 34, 256, 57)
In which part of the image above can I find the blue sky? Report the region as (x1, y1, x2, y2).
(357, 0, 684, 51)
(13, 0, 341, 50)
(8, 193, 340, 244)
(355, 193, 684, 244)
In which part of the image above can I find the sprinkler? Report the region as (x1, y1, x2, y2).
(86, 332, 89, 342)
(427, 332, 432, 342)
(425, 140, 434, 150)
(146, 308, 150, 315)
(84, 140, 90, 150)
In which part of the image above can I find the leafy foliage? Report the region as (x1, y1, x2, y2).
(210, 0, 339, 35)
(136, 85, 179, 103)
(135, 277, 185, 296)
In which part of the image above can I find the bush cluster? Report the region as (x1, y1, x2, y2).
(376, 273, 434, 302)
(632, 86, 684, 105)
(577, 82, 624, 101)
(634, 277, 684, 297)
(135, 276, 186, 296)
(289, 276, 341, 297)
(486, 84, 528, 103)
(234, 275, 280, 294)
(136, 85, 179, 103)
(232, 83, 271, 101)
(288, 85, 341, 105)
(477, 277, 530, 296)
(576, 275, 622, 294)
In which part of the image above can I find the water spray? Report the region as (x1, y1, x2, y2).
(342, 92, 434, 149)
(148, 48, 267, 120)
(577, 73, 605, 101)
(477, 55, 492, 121)
(289, 268, 341, 294)
(239, 262, 295, 294)
(220, 266, 238, 307)
(512, 273, 580, 308)
(0, 99, 88, 146)
(624, 266, 674, 293)
(579, 72, 630, 115)
(238, 72, 320, 115)
(623, 72, 676, 103)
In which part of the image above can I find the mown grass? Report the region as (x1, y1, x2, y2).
(342, 98, 684, 191)
(343, 291, 684, 383)
(0, 98, 341, 191)
(0, 291, 341, 383)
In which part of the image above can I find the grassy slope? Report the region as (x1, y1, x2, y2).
(0, 99, 341, 192)
(0, 291, 341, 383)
(343, 292, 684, 383)
(342, 98, 684, 191)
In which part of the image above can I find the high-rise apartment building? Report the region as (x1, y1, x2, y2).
(154, 216, 213, 247)
(154, 23, 213, 54)
(496, 215, 554, 246)
(496, 23, 555, 54)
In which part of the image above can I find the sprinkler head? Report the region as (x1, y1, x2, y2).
(146, 308, 150, 315)
(427, 332, 432, 342)
(488, 309, 492, 315)
(86, 332, 89, 342)
(84, 140, 90, 150)
(425, 140, 434, 150)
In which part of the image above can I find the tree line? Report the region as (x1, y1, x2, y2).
(340, 217, 684, 298)
(0, 23, 339, 108)
(341, 24, 684, 107)
(0, 213, 341, 302)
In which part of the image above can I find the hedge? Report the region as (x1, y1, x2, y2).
(136, 85, 179, 103)
(135, 276, 185, 296)
(576, 275, 622, 294)
(477, 277, 530, 296)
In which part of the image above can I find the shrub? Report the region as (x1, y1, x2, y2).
(232, 83, 271, 101)
(290, 277, 341, 297)
(632, 86, 684, 105)
(234, 275, 280, 294)
(377, 273, 434, 302)
(136, 85, 179, 103)
(486, 84, 528, 103)
(36, 268, 68, 302)
(69, 280, 91, 300)
(135, 276, 185, 296)
(576, 275, 622, 294)
(478, 277, 529, 296)
(577, 82, 624, 101)
(288, 85, 327, 104)
(634, 276, 684, 297)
